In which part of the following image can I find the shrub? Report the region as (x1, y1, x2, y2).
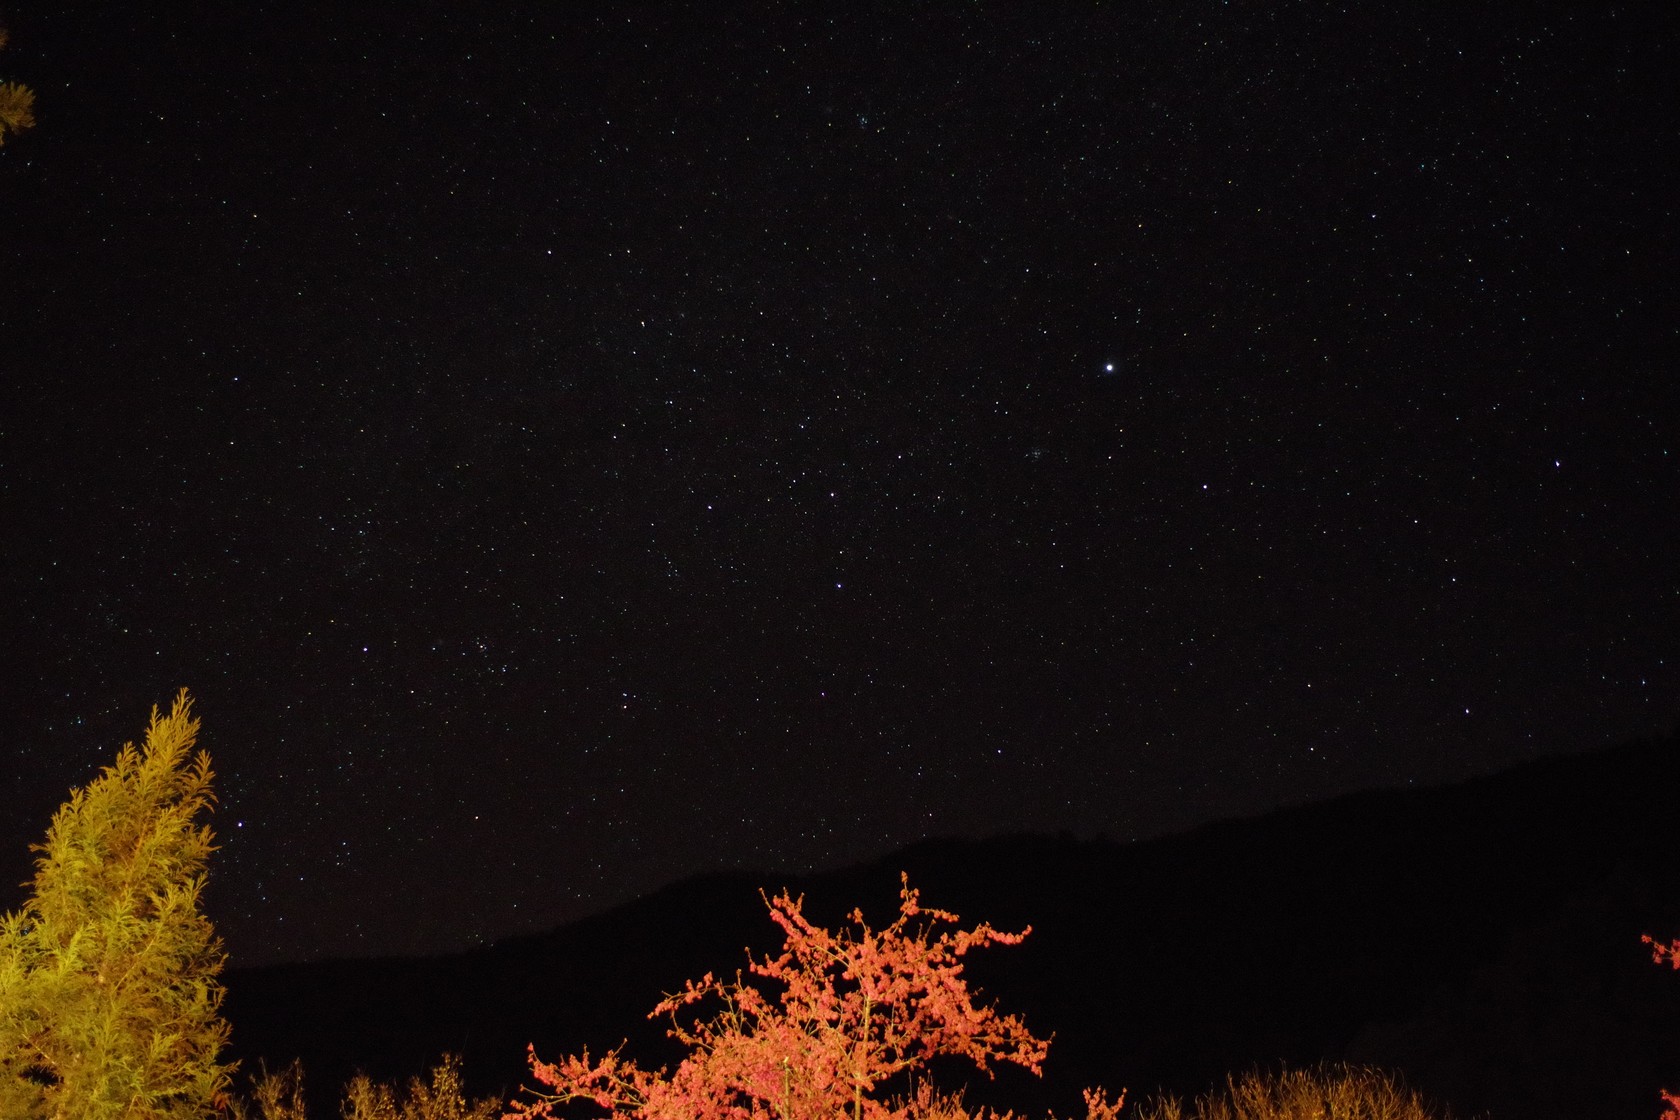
(342, 1053, 501, 1120)
(1127, 1062, 1460, 1120)
(228, 1060, 310, 1120)
(509, 873, 1122, 1120)
(229, 1054, 501, 1120)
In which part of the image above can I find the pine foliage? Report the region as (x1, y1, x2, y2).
(0, 25, 37, 145)
(0, 689, 235, 1119)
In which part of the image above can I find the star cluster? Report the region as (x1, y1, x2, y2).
(2, 1, 1675, 965)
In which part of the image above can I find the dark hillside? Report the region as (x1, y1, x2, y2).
(223, 732, 1680, 1114)
(223, 730, 1680, 1119)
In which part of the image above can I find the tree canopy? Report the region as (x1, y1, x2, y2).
(0, 690, 235, 1120)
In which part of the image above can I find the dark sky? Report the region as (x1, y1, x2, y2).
(3, 1, 1675, 968)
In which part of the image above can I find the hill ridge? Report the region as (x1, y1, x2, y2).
(222, 728, 1680, 1120)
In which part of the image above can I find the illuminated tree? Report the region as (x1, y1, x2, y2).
(0, 690, 235, 1119)
(1643, 932, 1680, 1119)
(0, 24, 37, 146)
(511, 873, 1123, 1120)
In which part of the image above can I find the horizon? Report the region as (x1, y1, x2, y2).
(204, 721, 1678, 970)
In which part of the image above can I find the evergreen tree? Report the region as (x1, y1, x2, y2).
(0, 24, 37, 146)
(0, 689, 235, 1119)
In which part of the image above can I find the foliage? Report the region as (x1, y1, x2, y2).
(342, 1054, 502, 1120)
(227, 1054, 501, 1120)
(509, 873, 1122, 1120)
(0, 689, 234, 1119)
(0, 24, 37, 145)
(1643, 932, 1680, 1118)
(228, 1060, 310, 1120)
(1128, 1063, 1461, 1120)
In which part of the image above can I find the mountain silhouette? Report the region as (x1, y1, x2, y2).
(221, 729, 1680, 1119)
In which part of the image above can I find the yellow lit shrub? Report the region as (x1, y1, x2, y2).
(1128, 1062, 1463, 1120)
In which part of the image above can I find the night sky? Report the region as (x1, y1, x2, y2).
(3, 1, 1675, 968)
